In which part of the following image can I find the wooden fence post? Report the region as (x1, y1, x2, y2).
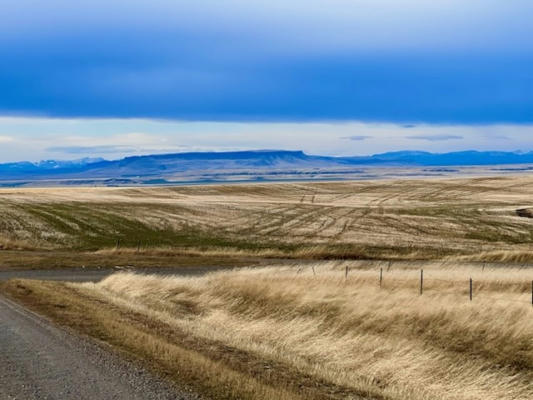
(469, 278, 473, 301)
(345, 266, 348, 279)
(420, 269, 424, 295)
(380, 268, 383, 288)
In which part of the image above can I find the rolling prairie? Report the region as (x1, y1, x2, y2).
(2, 176, 533, 399)
(2, 176, 533, 262)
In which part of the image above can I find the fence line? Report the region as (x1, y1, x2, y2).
(342, 267, 533, 306)
(306, 266, 532, 305)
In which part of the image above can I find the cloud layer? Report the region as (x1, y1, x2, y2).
(406, 135, 463, 142)
(0, 1, 532, 123)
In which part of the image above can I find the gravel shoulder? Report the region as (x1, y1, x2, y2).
(0, 293, 202, 400)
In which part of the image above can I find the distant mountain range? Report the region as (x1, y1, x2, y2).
(2, 150, 533, 184)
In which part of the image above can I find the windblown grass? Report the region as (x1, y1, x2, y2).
(449, 249, 533, 264)
(61, 262, 533, 400)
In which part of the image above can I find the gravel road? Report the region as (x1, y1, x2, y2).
(0, 265, 231, 282)
(0, 267, 222, 400)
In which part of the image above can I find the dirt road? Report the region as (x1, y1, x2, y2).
(0, 267, 220, 400)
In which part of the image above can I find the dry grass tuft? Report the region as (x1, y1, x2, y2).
(66, 262, 533, 400)
(0, 235, 33, 250)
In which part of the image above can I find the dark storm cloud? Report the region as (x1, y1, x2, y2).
(0, 1, 532, 124)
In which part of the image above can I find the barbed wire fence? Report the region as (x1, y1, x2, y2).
(335, 264, 533, 306)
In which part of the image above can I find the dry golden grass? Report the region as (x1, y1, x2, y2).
(3, 177, 533, 398)
(1, 278, 302, 400)
(0, 235, 32, 250)
(2, 176, 533, 261)
(449, 250, 533, 264)
(39, 262, 528, 400)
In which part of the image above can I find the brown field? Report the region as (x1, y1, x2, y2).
(2, 175, 533, 265)
(2, 176, 533, 399)
(4, 262, 532, 400)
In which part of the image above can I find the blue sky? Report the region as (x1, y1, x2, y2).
(0, 1, 532, 161)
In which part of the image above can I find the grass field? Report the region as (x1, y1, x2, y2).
(2, 177, 533, 399)
(3, 176, 533, 265)
(3, 262, 532, 400)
